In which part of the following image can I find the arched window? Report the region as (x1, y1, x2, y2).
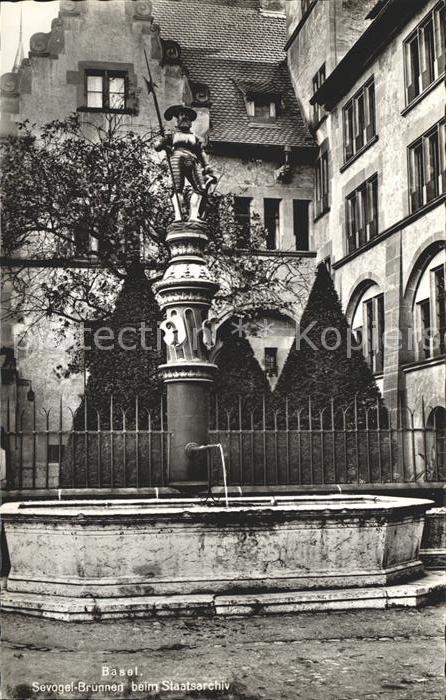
(413, 251, 445, 360)
(351, 282, 385, 374)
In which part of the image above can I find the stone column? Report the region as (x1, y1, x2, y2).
(154, 220, 219, 490)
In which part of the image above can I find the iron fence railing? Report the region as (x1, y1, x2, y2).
(3, 396, 170, 490)
(2, 395, 445, 490)
(209, 395, 445, 487)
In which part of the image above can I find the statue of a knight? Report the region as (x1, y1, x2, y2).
(155, 105, 216, 222)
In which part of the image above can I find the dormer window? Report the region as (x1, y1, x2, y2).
(247, 96, 277, 123)
(234, 78, 281, 125)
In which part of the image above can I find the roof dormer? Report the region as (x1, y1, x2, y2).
(234, 78, 283, 124)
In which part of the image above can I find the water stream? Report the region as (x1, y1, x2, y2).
(217, 443, 229, 508)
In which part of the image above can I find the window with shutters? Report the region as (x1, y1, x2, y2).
(342, 78, 375, 164)
(404, 2, 445, 105)
(408, 120, 445, 213)
(315, 151, 329, 218)
(345, 174, 378, 253)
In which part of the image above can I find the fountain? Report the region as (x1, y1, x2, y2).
(1, 104, 443, 620)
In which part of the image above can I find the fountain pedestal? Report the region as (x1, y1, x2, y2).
(166, 382, 211, 487)
(155, 220, 219, 489)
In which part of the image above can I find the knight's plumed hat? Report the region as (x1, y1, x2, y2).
(164, 104, 197, 122)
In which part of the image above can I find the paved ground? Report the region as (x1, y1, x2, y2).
(2, 604, 445, 700)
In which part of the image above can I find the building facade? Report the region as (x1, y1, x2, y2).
(286, 0, 445, 424)
(0, 0, 317, 419)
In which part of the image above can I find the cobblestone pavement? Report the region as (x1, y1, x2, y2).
(2, 604, 445, 700)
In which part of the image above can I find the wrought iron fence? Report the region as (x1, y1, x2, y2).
(3, 396, 170, 490)
(2, 394, 445, 490)
(209, 396, 445, 487)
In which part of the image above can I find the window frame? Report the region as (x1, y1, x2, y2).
(417, 297, 433, 359)
(264, 198, 281, 250)
(247, 96, 278, 124)
(312, 63, 326, 125)
(403, 2, 445, 106)
(315, 150, 329, 219)
(48, 444, 65, 464)
(433, 264, 446, 356)
(414, 263, 446, 361)
(293, 199, 310, 251)
(408, 119, 445, 213)
(264, 347, 278, 377)
(345, 173, 379, 254)
(233, 196, 252, 248)
(342, 77, 376, 165)
(84, 68, 128, 113)
(362, 292, 385, 374)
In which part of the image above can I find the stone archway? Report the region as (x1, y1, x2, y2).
(345, 273, 386, 326)
(401, 239, 445, 364)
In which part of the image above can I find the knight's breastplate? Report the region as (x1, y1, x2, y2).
(172, 132, 199, 158)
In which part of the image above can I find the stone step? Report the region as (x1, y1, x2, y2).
(2, 571, 444, 622)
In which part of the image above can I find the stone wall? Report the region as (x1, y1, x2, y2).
(286, 0, 333, 124)
(404, 363, 446, 421)
(286, 0, 374, 124)
(336, 0, 375, 63)
(1, 0, 172, 137)
(212, 150, 314, 250)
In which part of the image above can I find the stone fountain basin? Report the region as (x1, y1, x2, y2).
(1, 495, 432, 597)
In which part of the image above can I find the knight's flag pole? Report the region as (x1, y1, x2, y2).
(143, 48, 183, 220)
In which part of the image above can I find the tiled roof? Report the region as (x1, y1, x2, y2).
(152, 0, 287, 63)
(151, 0, 314, 149)
(183, 50, 314, 148)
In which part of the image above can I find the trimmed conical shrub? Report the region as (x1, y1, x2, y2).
(212, 319, 271, 429)
(61, 264, 164, 487)
(274, 263, 383, 420)
(82, 264, 164, 417)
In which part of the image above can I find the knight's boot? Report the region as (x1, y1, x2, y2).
(172, 193, 183, 221)
(189, 192, 203, 222)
